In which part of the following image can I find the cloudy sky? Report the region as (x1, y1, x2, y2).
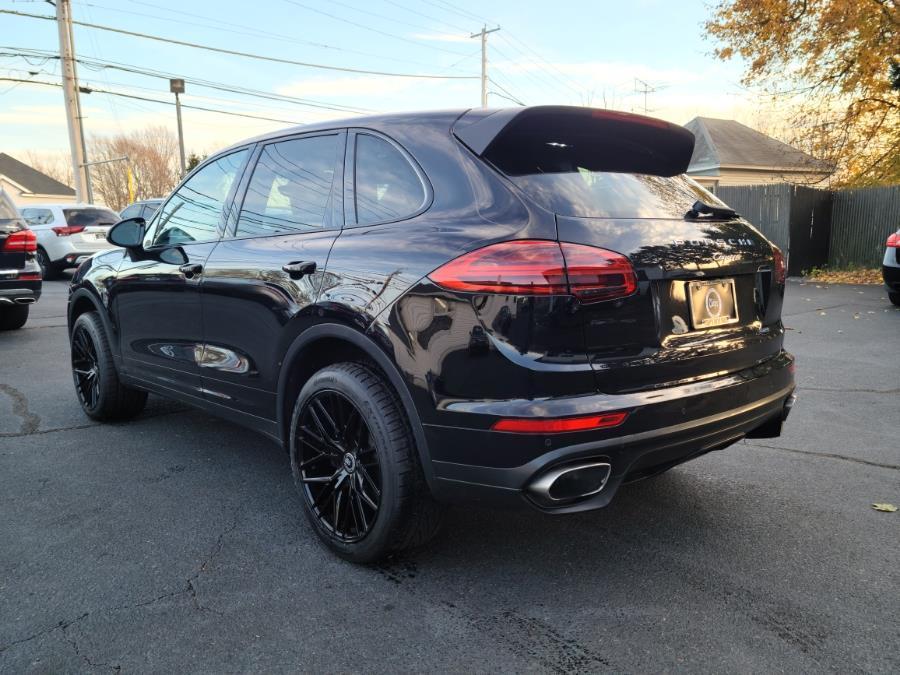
(0, 0, 776, 158)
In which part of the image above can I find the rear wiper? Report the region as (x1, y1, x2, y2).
(685, 200, 737, 220)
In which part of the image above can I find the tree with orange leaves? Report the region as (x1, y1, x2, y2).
(706, 0, 899, 186)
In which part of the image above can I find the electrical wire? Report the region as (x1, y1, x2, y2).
(0, 9, 479, 79)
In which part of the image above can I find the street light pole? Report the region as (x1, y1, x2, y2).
(56, 0, 91, 202)
(170, 78, 186, 175)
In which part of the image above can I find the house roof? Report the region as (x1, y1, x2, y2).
(0, 153, 75, 196)
(684, 117, 832, 174)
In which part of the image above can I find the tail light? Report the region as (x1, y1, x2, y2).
(887, 232, 900, 248)
(17, 272, 41, 281)
(428, 240, 636, 303)
(492, 411, 628, 433)
(1, 229, 37, 253)
(772, 246, 786, 284)
(52, 225, 86, 236)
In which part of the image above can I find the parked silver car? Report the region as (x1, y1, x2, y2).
(19, 203, 120, 279)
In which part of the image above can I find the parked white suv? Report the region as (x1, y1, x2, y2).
(19, 203, 120, 279)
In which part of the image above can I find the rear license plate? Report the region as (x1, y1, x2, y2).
(687, 279, 739, 329)
(92, 232, 108, 241)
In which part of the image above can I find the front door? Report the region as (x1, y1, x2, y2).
(198, 131, 345, 423)
(112, 149, 250, 400)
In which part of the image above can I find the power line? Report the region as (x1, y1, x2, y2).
(0, 77, 305, 125)
(0, 9, 479, 79)
(0, 47, 375, 113)
(487, 77, 525, 106)
(282, 0, 470, 57)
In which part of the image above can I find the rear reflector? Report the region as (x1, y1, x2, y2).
(491, 411, 628, 434)
(429, 240, 636, 302)
(52, 225, 86, 236)
(1, 229, 37, 253)
(887, 233, 900, 248)
(17, 272, 41, 281)
(772, 246, 786, 284)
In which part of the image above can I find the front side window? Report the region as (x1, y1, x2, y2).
(149, 149, 248, 247)
(236, 134, 340, 237)
(22, 208, 54, 225)
(354, 134, 425, 225)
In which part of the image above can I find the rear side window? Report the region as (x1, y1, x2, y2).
(63, 208, 120, 227)
(22, 208, 54, 225)
(354, 134, 425, 225)
(236, 134, 340, 236)
(120, 204, 142, 220)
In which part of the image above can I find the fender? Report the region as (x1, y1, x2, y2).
(68, 286, 120, 357)
(276, 322, 436, 489)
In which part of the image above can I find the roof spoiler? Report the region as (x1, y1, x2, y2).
(453, 106, 696, 177)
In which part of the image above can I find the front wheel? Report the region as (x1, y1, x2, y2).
(71, 312, 147, 420)
(889, 291, 900, 307)
(0, 305, 29, 330)
(289, 362, 443, 563)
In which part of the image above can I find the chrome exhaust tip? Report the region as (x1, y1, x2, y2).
(14, 297, 35, 305)
(527, 461, 611, 507)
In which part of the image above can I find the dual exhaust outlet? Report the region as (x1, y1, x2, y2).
(0, 297, 35, 305)
(527, 461, 611, 507)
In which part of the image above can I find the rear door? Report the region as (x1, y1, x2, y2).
(455, 107, 784, 393)
(198, 131, 345, 421)
(112, 149, 250, 398)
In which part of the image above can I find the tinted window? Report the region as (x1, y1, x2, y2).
(150, 149, 248, 247)
(236, 135, 339, 236)
(22, 208, 54, 225)
(142, 201, 162, 219)
(120, 204, 142, 220)
(355, 134, 424, 225)
(63, 208, 120, 226)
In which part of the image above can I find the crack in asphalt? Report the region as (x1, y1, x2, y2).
(0, 507, 242, 660)
(0, 384, 40, 436)
(746, 442, 900, 471)
(797, 385, 900, 395)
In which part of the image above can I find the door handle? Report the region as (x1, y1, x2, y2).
(282, 260, 317, 280)
(179, 263, 203, 278)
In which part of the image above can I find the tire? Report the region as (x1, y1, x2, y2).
(0, 305, 29, 330)
(889, 291, 900, 307)
(289, 362, 444, 563)
(36, 248, 61, 280)
(70, 311, 148, 421)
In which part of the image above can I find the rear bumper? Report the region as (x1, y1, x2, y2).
(883, 257, 900, 292)
(427, 351, 795, 512)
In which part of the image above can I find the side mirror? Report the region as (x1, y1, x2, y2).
(107, 217, 145, 250)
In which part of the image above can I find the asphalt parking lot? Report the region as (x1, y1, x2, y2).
(1, 278, 898, 673)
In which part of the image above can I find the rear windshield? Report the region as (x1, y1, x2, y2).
(63, 208, 120, 227)
(481, 116, 729, 219)
(505, 171, 728, 219)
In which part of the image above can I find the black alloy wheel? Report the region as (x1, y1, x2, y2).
(71, 323, 101, 409)
(296, 390, 382, 542)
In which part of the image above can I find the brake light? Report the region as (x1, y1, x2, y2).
(492, 411, 628, 433)
(887, 232, 900, 248)
(428, 240, 567, 295)
(772, 246, 786, 284)
(560, 242, 637, 302)
(2, 229, 37, 253)
(52, 225, 86, 236)
(428, 240, 637, 302)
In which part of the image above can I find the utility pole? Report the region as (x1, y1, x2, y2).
(470, 24, 500, 108)
(633, 78, 657, 114)
(56, 0, 90, 202)
(170, 79, 186, 175)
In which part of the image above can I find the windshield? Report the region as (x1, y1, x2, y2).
(63, 208, 120, 227)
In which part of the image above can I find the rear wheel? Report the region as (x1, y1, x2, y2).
(889, 291, 900, 307)
(0, 305, 29, 330)
(36, 248, 61, 280)
(289, 362, 443, 563)
(71, 312, 147, 420)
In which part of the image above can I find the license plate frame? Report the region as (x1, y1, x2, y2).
(687, 278, 739, 329)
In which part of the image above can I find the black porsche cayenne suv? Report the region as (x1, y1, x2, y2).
(68, 106, 795, 561)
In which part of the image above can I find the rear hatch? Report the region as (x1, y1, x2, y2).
(62, 207, 120, 249)
(0, 190, 39, 282)
(455, 106, 785, 394)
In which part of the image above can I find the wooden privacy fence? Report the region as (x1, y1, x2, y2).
(717, 183, 900, 273)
